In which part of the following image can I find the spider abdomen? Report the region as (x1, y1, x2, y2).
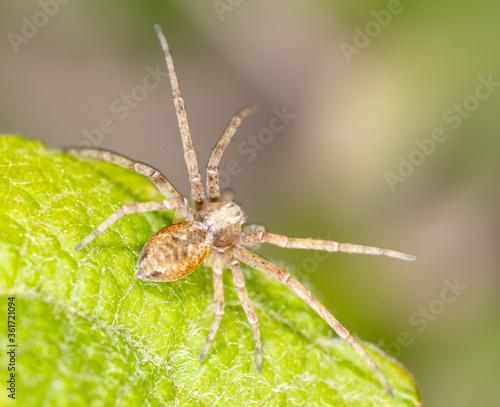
(136, 221, 212, 282)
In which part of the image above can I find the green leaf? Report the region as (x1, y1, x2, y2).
(0, 135, 421, 406)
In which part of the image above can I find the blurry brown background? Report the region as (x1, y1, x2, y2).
(1, 1, 499, 405)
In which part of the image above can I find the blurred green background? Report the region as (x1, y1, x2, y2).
(1, 0, 499, 405)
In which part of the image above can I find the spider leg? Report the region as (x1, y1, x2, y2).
(242, 230, 416, 261)
(200, 250, 225, 362)
(155, 25, 205, 207)
(67, 148, 188, 223)
(234, 247, 394, 397)
(229, 257, 262, 372)
(206, 104, 257, 201)
(75, 197, 188, 251)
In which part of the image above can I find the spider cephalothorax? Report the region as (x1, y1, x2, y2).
(192, 201, 245, 248)
(71, 24, 415, 397)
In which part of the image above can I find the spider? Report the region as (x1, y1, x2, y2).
(70, 24, 415, 397)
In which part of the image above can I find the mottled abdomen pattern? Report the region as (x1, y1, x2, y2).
(136, 221, 212, 282)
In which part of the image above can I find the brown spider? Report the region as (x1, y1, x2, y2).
(70, 24, 415, 397)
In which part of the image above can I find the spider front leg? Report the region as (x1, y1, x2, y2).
(230, 257, 262, 372)
(67, 148, 179, 199)
(206, 104, 256, 201)
(67, 148, 187, 223)
(199, 249, 225, 362)
(242, 229, 416, 261)
(75, 197, 188, 251)
(234, 247, 394, 396)
(155, 25, 205, 206)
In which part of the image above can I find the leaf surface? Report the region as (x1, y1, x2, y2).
(0, 135, 421, 406)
